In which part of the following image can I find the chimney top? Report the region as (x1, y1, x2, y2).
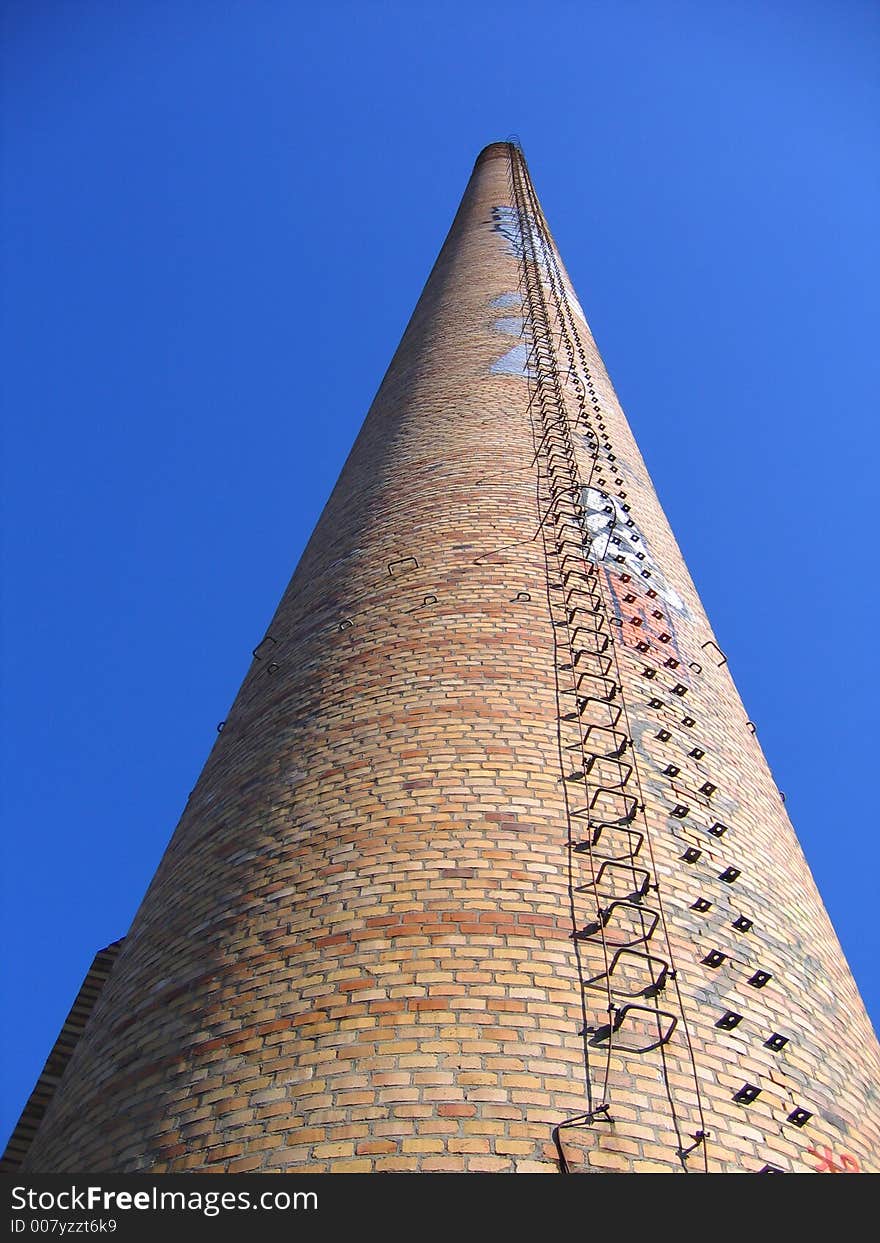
(474, 141, 513, 166)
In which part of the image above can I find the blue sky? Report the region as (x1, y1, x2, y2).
(2, 0, 878, 1148)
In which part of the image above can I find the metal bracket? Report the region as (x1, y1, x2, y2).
(585, 1003, 678, 1053)
(701, 639, 727, 667)
(252, 634, 278, 660)
(586, 946, 673, 998)
(388, 556, 419, 576)
(575, 900, 660, 947)
(590, 859, 652, 901)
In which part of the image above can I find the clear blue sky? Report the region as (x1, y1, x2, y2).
(2, 1, 878, 1149)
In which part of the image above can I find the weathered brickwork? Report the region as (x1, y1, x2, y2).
(1, 941, 124, 1172)
(18, 144, 880, 1173)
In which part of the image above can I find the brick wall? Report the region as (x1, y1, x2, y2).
(1, 940, 123, 1172)
(20, 143, 880, 1173)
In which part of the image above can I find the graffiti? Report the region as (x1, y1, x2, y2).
(580, 484, 687, 618)
(575, 482, 692, 690)
(808, 1145, 861, 1173)
(491, 204, 544, 265)
(489, 207, 691, 644)
(490, 309, 529, 378)
(488, 206, 543, 378)
(489, 200, 704, 795)
(491, 341, 529, 378)
(487, 203, 584, 379)
(490, 293, 521, 310)
(491, 202, 590, 335)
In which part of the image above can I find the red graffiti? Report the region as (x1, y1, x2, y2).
(807, 1145, 860, 1173)
(603, 568, 686, 667)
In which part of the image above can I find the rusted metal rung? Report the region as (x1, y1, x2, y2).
(576, 900, 660, 946)
(561, 697, 623, 728)
(586, 947, 672, 998)
(560, 558, 597, 581)
(584, 1003, 678, 1054)
(568, 672, 619, 703)
(565, 753, 633, 788)
(589, 823, 644, 862)
(579, 721, 629, 756)
(572, 651, 614, 679)
(589, 859, 651, 900)
(571, 786, 638, 826)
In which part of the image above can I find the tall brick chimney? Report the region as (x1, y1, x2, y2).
(9, 143, 880, 1174)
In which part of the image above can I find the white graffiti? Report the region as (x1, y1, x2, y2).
(490, 293, 522, 310)
(489, 306, 528, 377)
(581, 485, 688, 616)
(490, 204, 543, 262)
